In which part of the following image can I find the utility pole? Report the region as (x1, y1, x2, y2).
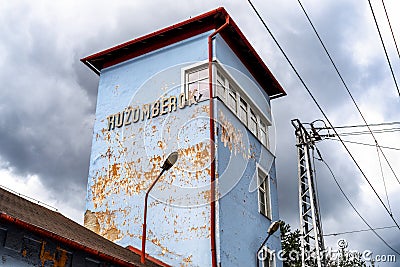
(292, 119, 325, 267)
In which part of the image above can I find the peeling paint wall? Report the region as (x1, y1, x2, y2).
(214, 35, 282, 267)
(86, 32, 213, 267)
(215, 103, 282, 267)
(86, 29, 282, 267)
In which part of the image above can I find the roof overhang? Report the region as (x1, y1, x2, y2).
(81, 7, 286, 99)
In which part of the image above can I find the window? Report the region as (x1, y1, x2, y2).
(239, 98, 248, 124)
(186, 67, 209, 102)
(249, 109, 257, 136)
(214, 67, 271, 149)
(227, 85, 237, 113)
(258, 168, 271, 219)
(216, 71, 226, 101)
(184, 64, 271, 148)
(259, 247, 276, 267)
(259, 120, 267, 147)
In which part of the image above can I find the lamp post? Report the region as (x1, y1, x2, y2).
(256, 221, 280, 267)
(141, 152, 178, 264)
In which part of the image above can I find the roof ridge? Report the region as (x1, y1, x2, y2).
(0, 185, 58, 212)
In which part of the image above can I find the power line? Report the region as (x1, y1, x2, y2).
(381, 0, 400, 63)
(326, 138, 400, 151)
(375, 145, 392, 213)
(246, 0, 400, 230)
(336, 128, 400, 136)
(367, 0, 400, 97)
(314, 121, 400, 129)
(324, 226, 397, 237)
(295, 0, 400, 185)
(315, 151, 400, 255)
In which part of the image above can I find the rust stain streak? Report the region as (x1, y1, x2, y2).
(39, 242, 69, 267)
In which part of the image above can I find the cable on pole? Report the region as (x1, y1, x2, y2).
(324, 225, 397, 236)
(375, 144, 392, 213)
(316, 127, 400, 137)
(246, 0, 400, 230)
(367, 0, 400, 96)
(296, 0, 400, 184)
(381, 0, 400, 67)
(325, 138, 400, 152)
(315, 122, 400, 129)
(315, 149, 400, 256)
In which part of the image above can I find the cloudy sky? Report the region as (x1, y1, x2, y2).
(1, 0, 399, 264)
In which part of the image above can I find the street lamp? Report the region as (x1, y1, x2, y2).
(256, 221, 280, 267)
(141, 151, 178, 264)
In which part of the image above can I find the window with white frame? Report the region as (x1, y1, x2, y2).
(216, 71, 226, 101)
(186, 66, 209, 102)
(259, 247, 276, 267)
(258, 167, 271, 219)
(215, 67, 271, 149)
(249, 108, 258, 136)
(227, 84, 237, 113)
(259, 120, 268, 148)
(239, 98, 248, 125)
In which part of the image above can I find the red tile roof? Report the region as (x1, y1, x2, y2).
(0, 187, 163, 267)
(81, 7, 286, 99)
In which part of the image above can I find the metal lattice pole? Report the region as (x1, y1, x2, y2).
(292, 119, 325, 267)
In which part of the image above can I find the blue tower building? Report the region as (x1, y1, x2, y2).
(81, 8, 286, 267)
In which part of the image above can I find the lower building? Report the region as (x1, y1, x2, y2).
(0, 186, 165, 267)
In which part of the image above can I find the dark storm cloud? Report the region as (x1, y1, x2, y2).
(0, 3, 93, 202)
(0, 0, 220, 209)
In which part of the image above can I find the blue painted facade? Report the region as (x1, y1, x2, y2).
(85, 20, 282, 267)
(213, 35, 281, 266)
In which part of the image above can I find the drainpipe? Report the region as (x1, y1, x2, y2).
(208, 15, 230, 267)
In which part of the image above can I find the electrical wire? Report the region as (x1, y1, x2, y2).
(314, 121, 400, 129)
(315, 150, 400, 255)
(375, 144, 392, 213)
(367, 0, 400, 96)
(246, 0, 400, 230)
(324, 226, 397, 237)
(335, 128, 400, 136)
(325, 138, 400, 152)
(381, 0, 400, 63)
(296, 0, 400, 185)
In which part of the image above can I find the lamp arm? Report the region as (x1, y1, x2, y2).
(256, 233, 272, 267)
(141, 168, 166, 263)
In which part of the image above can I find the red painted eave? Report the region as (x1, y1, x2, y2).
(81, 7, 286, 99)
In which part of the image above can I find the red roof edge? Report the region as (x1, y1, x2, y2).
(80, 7, 226, 74)
(127, 246, 172, 267)
(81, 7, 226, 64)
(81, 7, 286, 99)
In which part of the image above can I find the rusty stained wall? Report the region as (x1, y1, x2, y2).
(87, 102, 213, 266)
(86, 32, 214, 267)
(213, 34, 282, 267)
(215, 103, 282, 267)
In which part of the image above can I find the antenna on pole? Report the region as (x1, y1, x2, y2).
(292, 119, 325, 267)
